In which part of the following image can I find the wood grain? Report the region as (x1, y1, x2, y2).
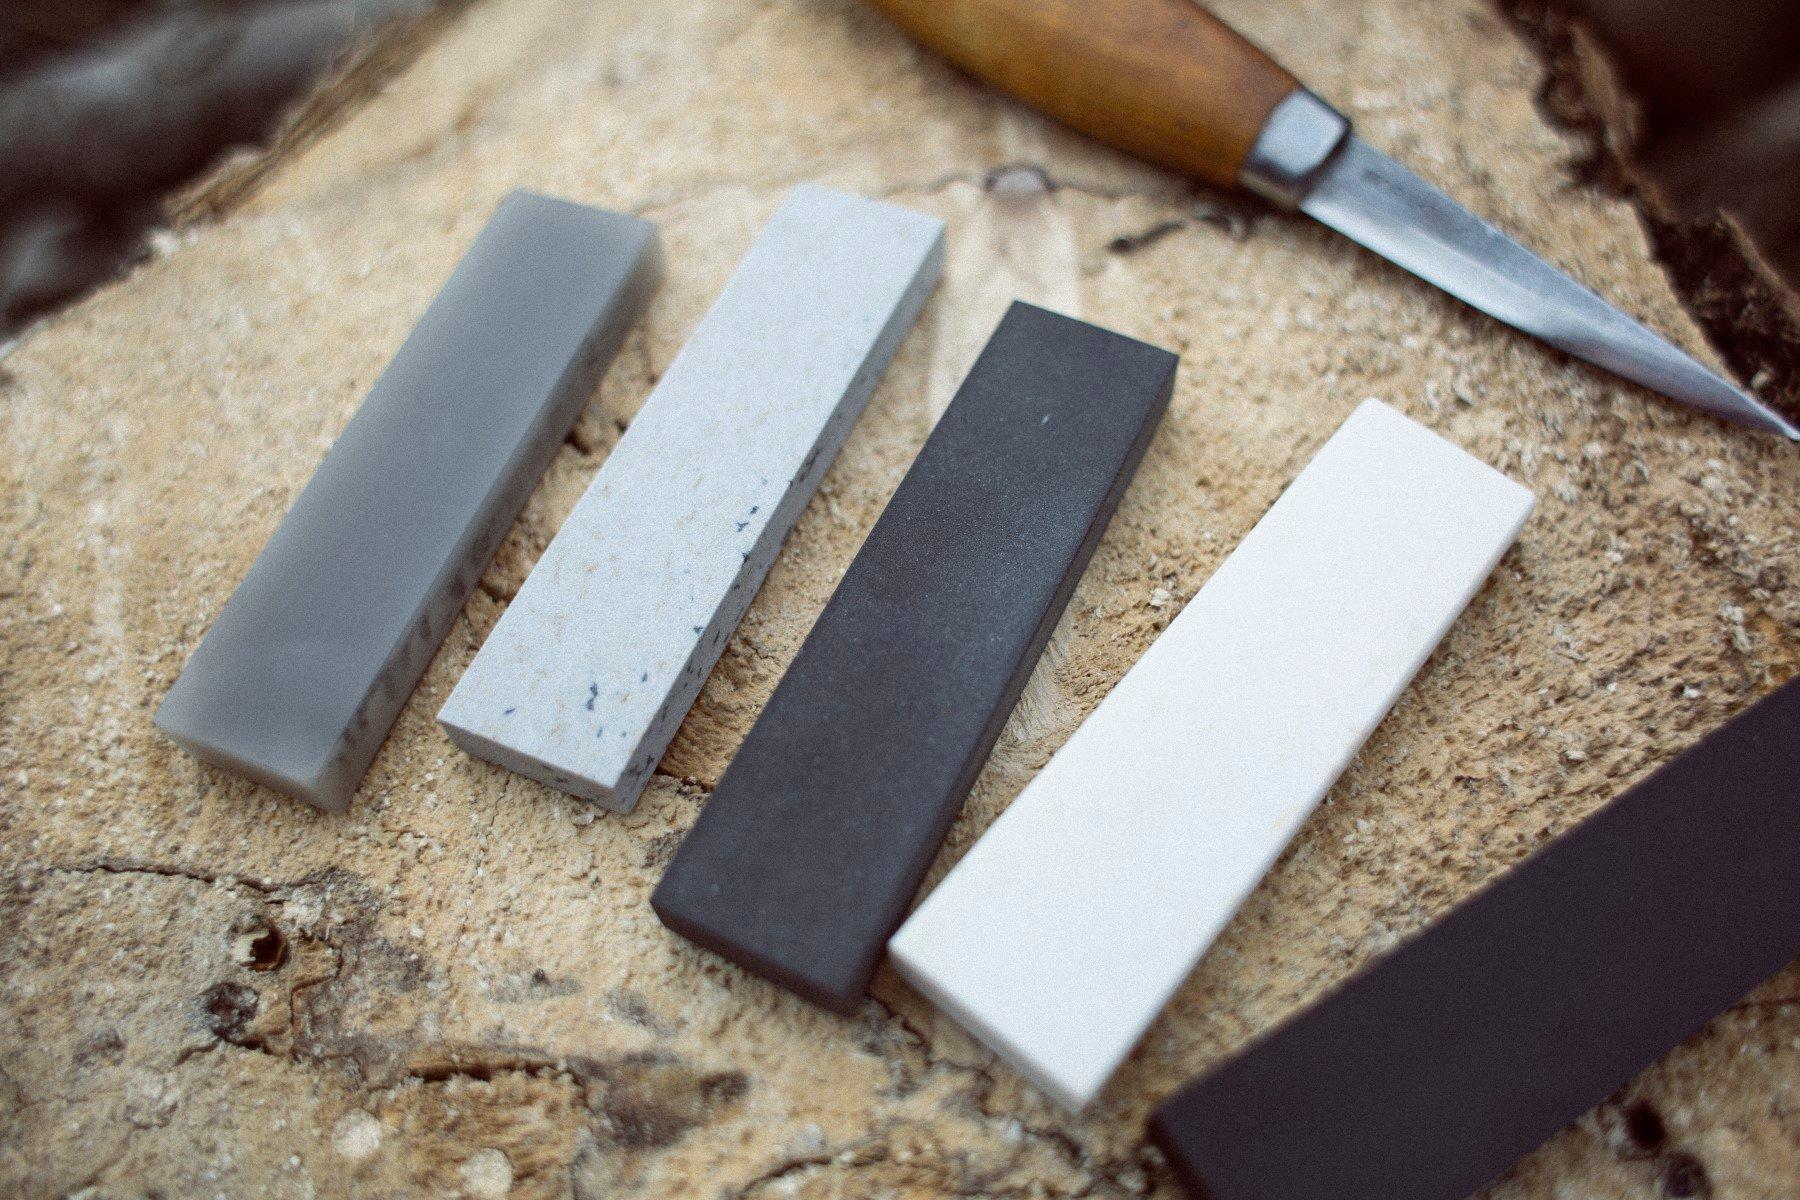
(866, 0, 1298, 188)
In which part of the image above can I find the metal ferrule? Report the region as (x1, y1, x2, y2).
(1239, 88, 1352, 208)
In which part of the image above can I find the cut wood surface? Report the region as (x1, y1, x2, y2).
(1, 1, 1796, 1197)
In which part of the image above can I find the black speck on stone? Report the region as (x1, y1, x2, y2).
(692, 625, 703, 635)
(503, 706, 516, 715)
(1149, 677, 1800, 1200)
(586, 682, 598, 711)
(651, 302, 1176, 1014)
(736, 521, 749, 532)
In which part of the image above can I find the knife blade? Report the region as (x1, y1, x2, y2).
(865, 0, 1799, 440)
(1300, 133, 1796, 437)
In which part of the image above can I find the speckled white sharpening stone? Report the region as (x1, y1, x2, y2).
(439, 184, 944, 813)
(887, 399, 1534, 1111)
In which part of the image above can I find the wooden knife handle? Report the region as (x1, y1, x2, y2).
(866, 0, 1298, 189)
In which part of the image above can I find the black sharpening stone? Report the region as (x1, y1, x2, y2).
(1149, 676, 1800, 1200)
(651, 301, 1178, 1014)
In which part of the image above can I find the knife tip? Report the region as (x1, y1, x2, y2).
(1750, 401, 1800, 442)
(1686, 373, 1800, 442)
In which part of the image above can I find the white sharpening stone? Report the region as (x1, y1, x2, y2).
(439, 184, 944, 812)
(887, 399, 1534, 1111)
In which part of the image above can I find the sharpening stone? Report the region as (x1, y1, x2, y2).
(650, 302, 1178, 1014)
(155, 191, 660, 812)
(886, 398, 1535, 1109)
(1149, 676, 1800, 1200)
(437, 184, 944, 813)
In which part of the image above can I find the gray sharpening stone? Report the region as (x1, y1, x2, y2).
(1149, 676, 1800, 1200)
(650, 301, 1178, 1014)
(155, 191, 660, 812)
(437, 184, 944, 814)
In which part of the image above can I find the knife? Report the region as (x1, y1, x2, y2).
(865, 0, 1799, 440)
